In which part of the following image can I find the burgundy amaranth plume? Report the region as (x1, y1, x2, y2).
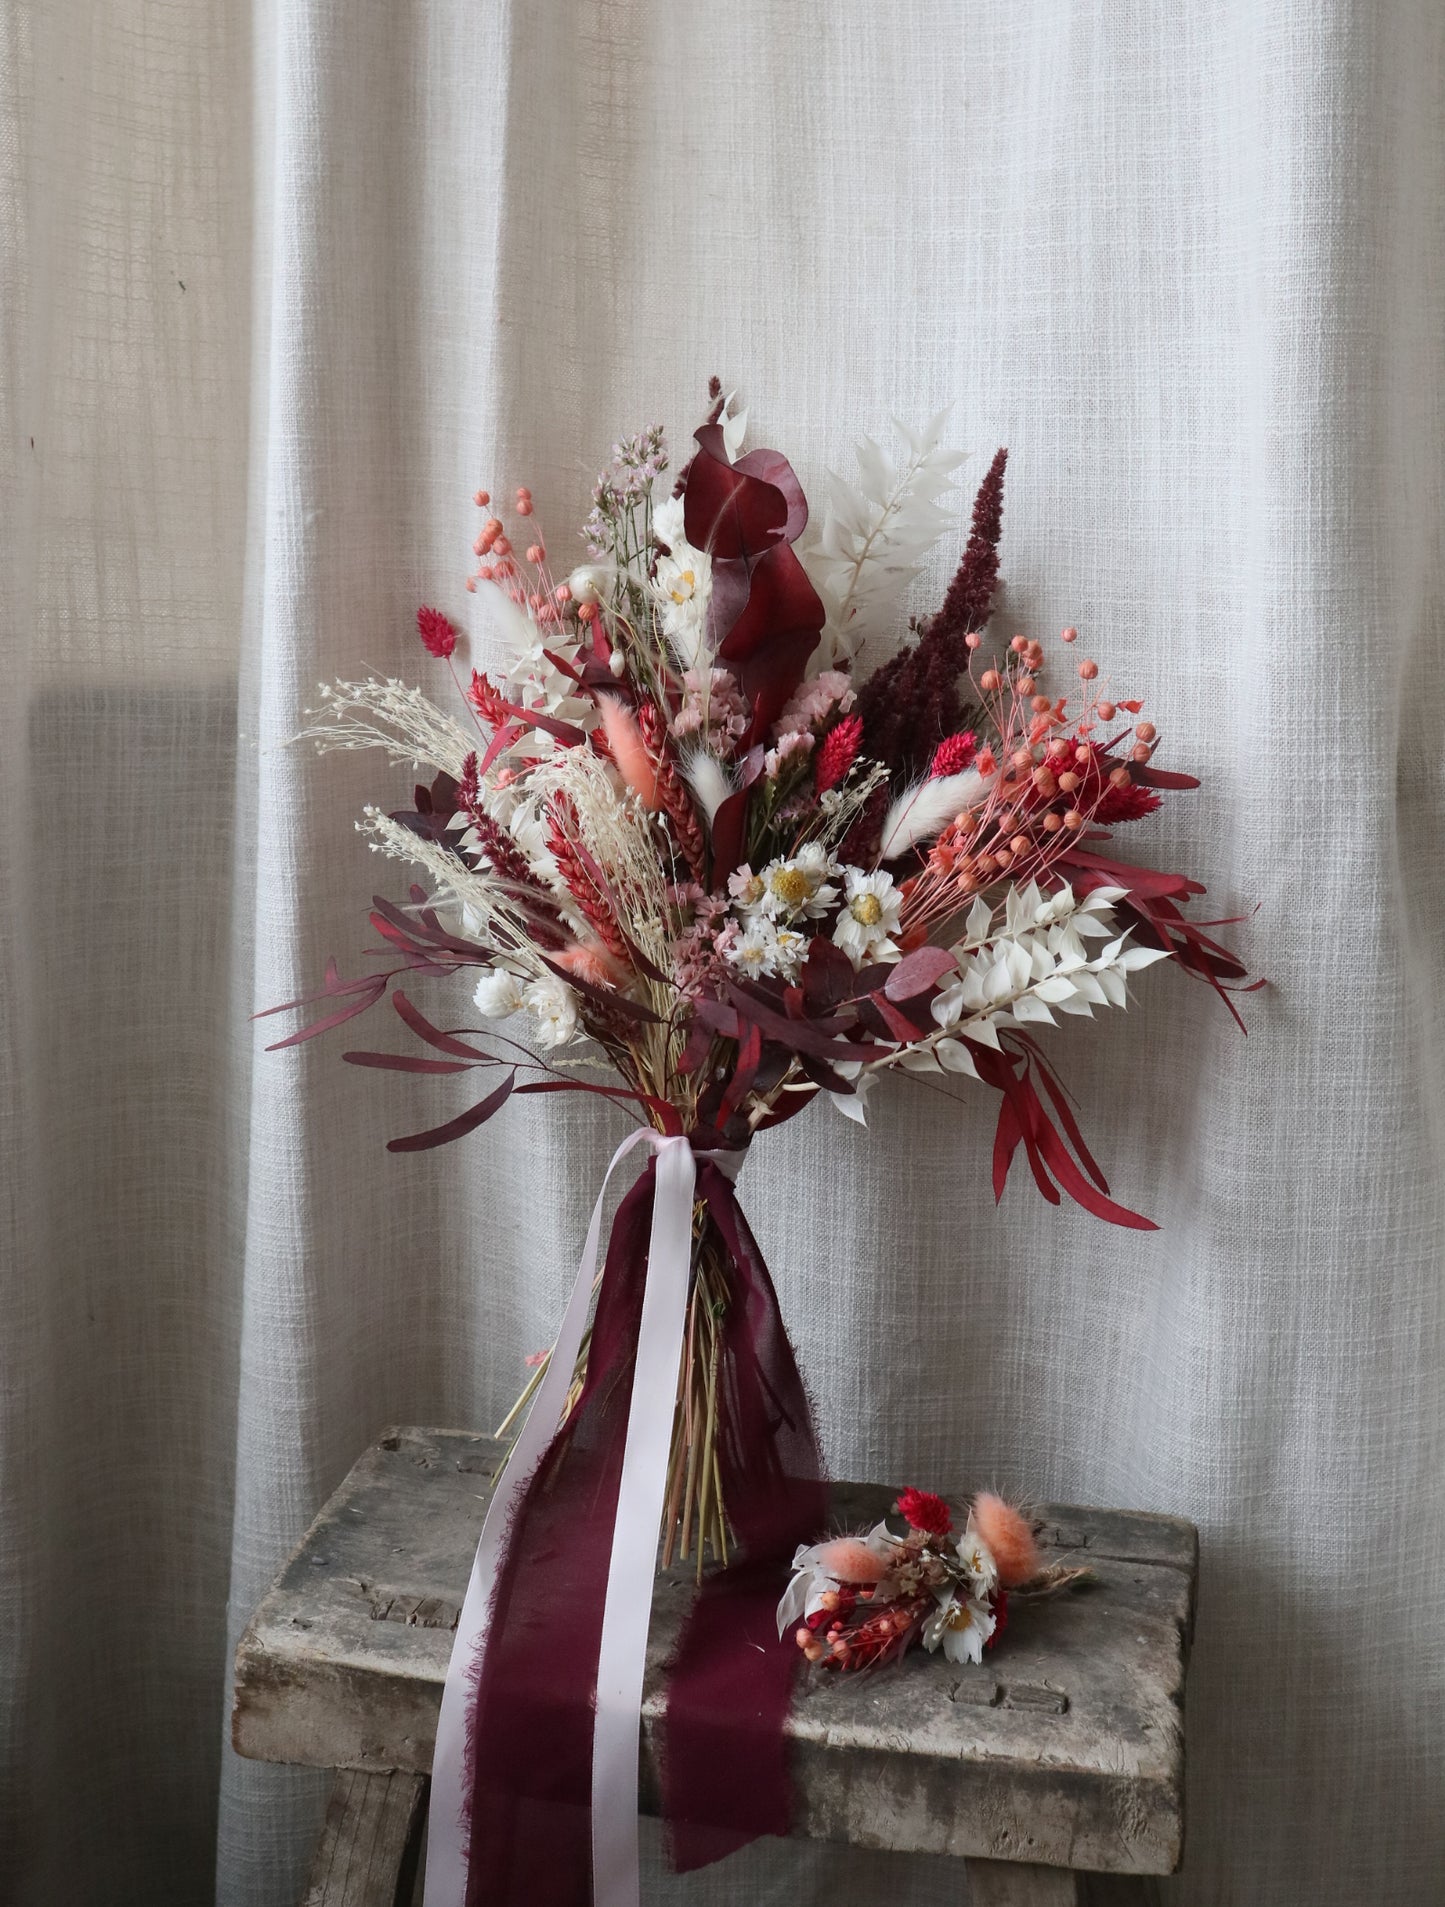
(856, 447, 1008, 775)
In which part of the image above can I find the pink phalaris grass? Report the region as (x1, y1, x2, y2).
(416, 604, 458, 659)
(970, 1492, 1040, 1589)
(895, 1487, 952, 1537)
(814, 713, 863, 794)
(927, 731, 977, 779)
(637, 701, 709, 882)
(545, 794, 632, 966)
(467, 668, 509, 727)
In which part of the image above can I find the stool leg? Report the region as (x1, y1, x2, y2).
(966, 1859, 1082, 1905)
(300, 1769, 426, 1907)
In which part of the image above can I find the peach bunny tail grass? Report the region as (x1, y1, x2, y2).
(971, 1491, 1041, 1589)
(598, 695, 663, 811)
(815, 1538, 888, 1585)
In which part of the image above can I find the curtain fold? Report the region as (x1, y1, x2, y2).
(1, 2, 1441, 1902)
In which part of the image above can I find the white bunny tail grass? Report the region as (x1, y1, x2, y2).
(878, 768, 992, 860)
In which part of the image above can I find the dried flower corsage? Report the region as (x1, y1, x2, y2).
(778, 1488, 1091, 1672)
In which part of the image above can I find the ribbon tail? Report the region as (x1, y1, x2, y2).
(662, 1163, 828, 1871)
(590, 1135, 697, 1905)
(423, 1127, 653, 1907)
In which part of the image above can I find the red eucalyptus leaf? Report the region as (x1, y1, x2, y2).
(867, 990, 930, 1043)
(1130, 765, 1200, 790)
(263, 980, 387, 1050)
(992, 1092, 1024, 1203)
(392, 990, 494, 1060)
(387, 1070, 516, 1152)
(708, 748, 764, 888)
(343, 1051, 478, 1075)
(722, 985, 881, 1063)
(478, 719, 525, 777)
(1028, 1099, 1157, 1230)
(719, 1020, 763, 1125)
(535, 955, 663, 1026)
(1023, 1045, 1110, 1194)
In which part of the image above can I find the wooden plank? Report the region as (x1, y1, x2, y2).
(235, 1427, 1195, 1875)
(300, 1769, 424, 1907)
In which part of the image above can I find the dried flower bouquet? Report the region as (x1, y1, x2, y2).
(268, 382, 1252, 1569)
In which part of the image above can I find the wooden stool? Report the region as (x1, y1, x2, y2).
(232, 1427, 1196, 1905)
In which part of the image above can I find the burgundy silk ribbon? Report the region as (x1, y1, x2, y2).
(442, 1141, 824, 1905)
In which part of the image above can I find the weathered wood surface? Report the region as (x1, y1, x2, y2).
(234, 1427, 1196, 1877)
(966, 1858, 1083, 1905)
(300, 1769, 425, 1907)
(963, 1861, 1164, 1906)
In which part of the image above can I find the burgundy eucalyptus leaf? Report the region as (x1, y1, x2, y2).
(392, 990, 495, 1060)
(342, 1051, 478, 1075)
(386, 1069, 516, 1152)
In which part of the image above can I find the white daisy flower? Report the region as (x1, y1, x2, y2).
(728, 864, 766, 910)
(652, 542, 713, 672)
(921, 1589, 996, 1666)
(955, 1527, 999, 1598)
(651, 494, 687, 551)
(833, 867, 903, 965)
(758, 845, 840, 922)
(771, 927, 809, 982)
(522, 973, 580, 1050)
(726, 918, 783, 976)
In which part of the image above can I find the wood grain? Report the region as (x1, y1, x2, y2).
(300, 1769, 424, 1907)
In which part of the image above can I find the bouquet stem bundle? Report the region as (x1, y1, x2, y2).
(497, 1206, 733, 1576)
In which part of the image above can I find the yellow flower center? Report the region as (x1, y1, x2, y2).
(945, 1602, 976, 1632)
(850, 892, 884, 927)
(769, 866, 812, 907)
(669, 568, 696, 604)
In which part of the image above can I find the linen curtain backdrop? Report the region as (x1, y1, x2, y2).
(3, 1, 1442, 1901)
